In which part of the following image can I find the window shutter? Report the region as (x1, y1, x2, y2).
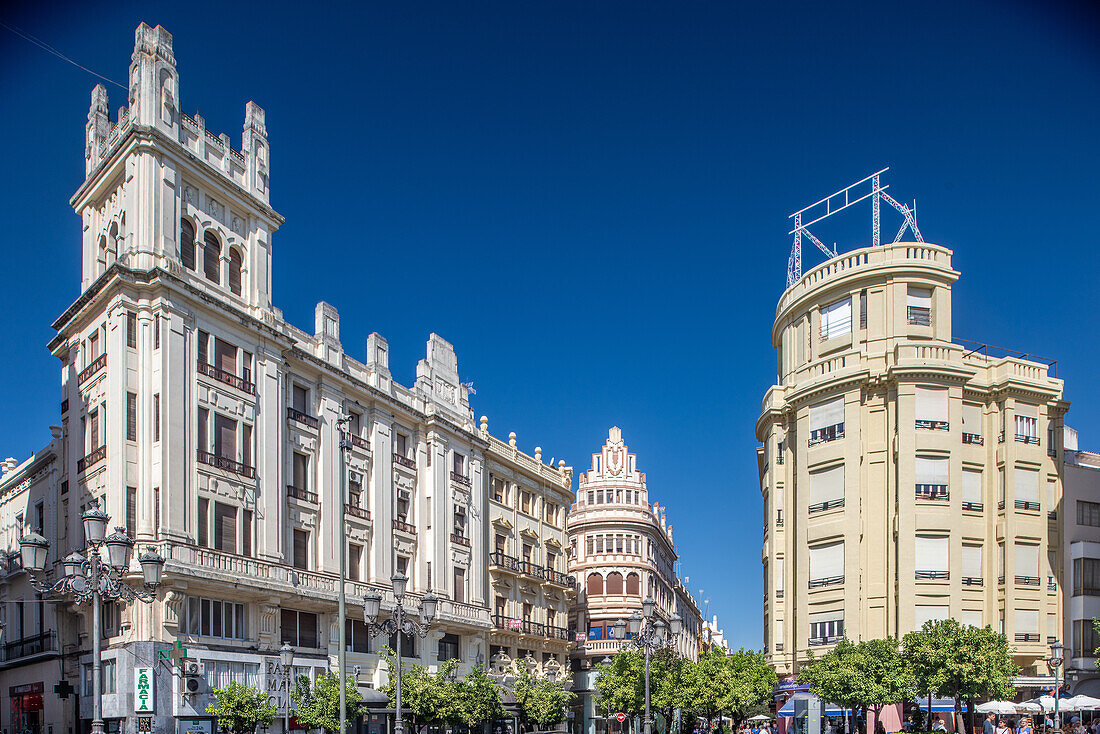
(1014, 469, 1040, 502)
(809, 397, 845, 431)
(809, 609, 844, 624)
(1016, 403, 1039, 419)
(960, 610, 983, 628)
(1047, 479, 1058, 512)
(962, 403, 982, 431)
(776, 558, 784, 593)
(1015, 609, 1039, 634)
(915, 536, 949, 572)
(915, 387, 949, 422)
(907, 287, 932, 308)
(1015, 544, 1039, 577)
(915, 457, 948, 485)
(821, 299, 852, 340)
(962, 471, 982, 503)
(914, 605, 949, 628)
(962, 544, 982, 578)
(809, 542, 844, 580)
(809, 465, 845, 505)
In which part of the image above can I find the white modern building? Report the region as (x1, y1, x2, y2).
(0, 23, 574, 734)
(1061, 427, 1100, 697)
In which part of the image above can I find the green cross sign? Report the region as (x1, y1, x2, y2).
(54, 680, 75, 699)
(158, 640, 188, 665)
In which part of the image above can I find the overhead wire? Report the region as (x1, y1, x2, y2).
(0, 20, 126, 89)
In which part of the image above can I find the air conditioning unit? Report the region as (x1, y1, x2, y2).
(183, 661, 205, 676)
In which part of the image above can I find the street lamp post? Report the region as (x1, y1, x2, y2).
(362, 573, 438, 734)
(336, 414, 353, 734)
(614, 598, 683, 734)
(19, 506, 165, 734)
(280, 641, 295, 733)
(1048, 641, 1065, 733)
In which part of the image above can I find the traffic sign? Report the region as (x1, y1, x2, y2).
(616, 713, 627, 723)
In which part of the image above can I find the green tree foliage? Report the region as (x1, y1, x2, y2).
(1093, 619, 1100, 656)
(453, 665, 505, 727)
(903, 619, 1018, 734)
(513, 668, 576, 729)
(721, 648, 778, 730)
(381, 652, 462, 731)
(800, 638, 912, 727)
(206, 680, 278, 734)
(291, 672, 365, 733)
(594, 650, 646, 717)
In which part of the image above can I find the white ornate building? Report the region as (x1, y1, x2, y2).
(566, 428, 702, 734)
(0, 23, 574, 734)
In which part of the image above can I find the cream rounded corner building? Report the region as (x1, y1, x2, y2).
(756, 242, 1067, 692)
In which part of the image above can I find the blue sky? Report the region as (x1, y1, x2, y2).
(1, 1, 1098, 650)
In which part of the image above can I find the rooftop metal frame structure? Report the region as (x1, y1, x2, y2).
(787, 167, 923, 287)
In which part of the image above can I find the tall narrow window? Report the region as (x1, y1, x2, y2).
(1014, 468, 1040, 511)
(293, 529, 309, 570)
(197, 407, 209, 453)
(89, 407, 100, 450)
(126, 486, 137, 538)
(454, 567, 466, 603)
(203, 232, 221, 284)
(154, 318, 160, 349)
(962, 403, 983, 443)
(859, 289, 868, 329)
(242, 424, 252, 468)
(229, 248, 243, 296)
(153, 393, 160, 443)
(962, 470, 983, 511)
(215, 338, 237, 376)
(808, 396, 845, 445)
(1015, 404, 1039, 443)
(197, 330, 209, 366)
(215, 414, 237, 461)
(180, 219, 196, 271)
(197, 497, 209, 547)
(126, 312, 137, 348)
(242, 509, 252, 557)
(126, 392, 137, 441)
(1015, 543, 1040, 585)
(349, 543, 363, 582)
(214, 503, 237, 553)
(293, 453, 310, 490)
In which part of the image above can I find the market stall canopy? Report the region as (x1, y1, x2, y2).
(1065, 696, 1100, 711)
(975, 702, 1019, 715)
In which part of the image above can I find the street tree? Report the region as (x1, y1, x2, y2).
(206, 680, 278, 734)
(800, 638, 912, 731)
(594, 650, 646, 717)
(291, 673, 365, 733)
(513, 667, 575, 730)
(453, 665, 505, 728)
(380, 652, 462, 732)
(683, 649, 729, 731)
(903, 619, 1018, 734)
(722, 648, 779, 730)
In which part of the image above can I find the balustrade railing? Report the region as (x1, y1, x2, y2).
(450, 471, 471, 487)
(392, 519, 416, 534)
(197, 450, 256, 478)
(197, 361, 255, 394)
(77, 445, 106, 473)
(345, 504, 371, 521)
(3, 631, 57, 661)
(287, 407, 319, 429)
(78, 353, 107, 384)
(393, 453, 416, 470)
(287, 485, 318, 503)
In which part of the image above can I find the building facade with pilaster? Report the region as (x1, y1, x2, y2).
(0, 22, 573, 734)
(757, 243, 1067, 708)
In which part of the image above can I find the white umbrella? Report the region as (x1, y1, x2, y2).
(1066, 695, 1100, 711)
(1015, 703, 1042, 713)
(976, 701, 1020, 715)
(1024, 696, 1059, 713)
(748, 715, 773, 721)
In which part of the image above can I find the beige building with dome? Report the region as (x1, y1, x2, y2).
(757, 242, 1067, 693)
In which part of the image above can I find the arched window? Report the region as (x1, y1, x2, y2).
(229, 247, 243, 295)
(203, 231, 220, 283)
(606, 572, 624, 595)
(586, 573, 604, 597)
(180, 220, 195, 271)
(626, 572, 640, 596)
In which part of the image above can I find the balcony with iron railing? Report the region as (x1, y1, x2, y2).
(451, 533, 471, 548)
(1015, 500, 1041, 512)
(1048, 577, 1057, 592)
(345, 504, 371, 521)
(198, 450, 256, 478)
(915, 419, 949, 431)
(287, 407, 319, 429)
(808, 499, 844, 514)
(3, 630, 57, 662)
(287, 485, 318, 504)
(488, 552, 575, 588)
(1015, 633, 1040, 643)
(915, 485, 949, 501)
(963, 432, 984, 445)
(197, 361, 255, 394)
(808, 424, 844, 446)
(77, 444, 107, 473)
(392, 519, 416, 535)
(809, 634, 844, 646)
(490, 615, 571, 640)
(962, 501, 984, 512)
(78, 353, 107, 384)
(1016, 575, 1041, 586)
(809, 575, 844, 589)
(393, 453, 416, 470)
(1016, 434, 1040, 445)
(916, 570, 950, 580)
(450, 471, 471, 488)
(350, 434, 370, 451)
(961, 577, 984, 586)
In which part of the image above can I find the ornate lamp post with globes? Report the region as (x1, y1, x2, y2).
(362, 573, 437, 734)
(613, 597, 682, 734)
(1048, 641, 1065, 733)
(19, 506, 165, 734)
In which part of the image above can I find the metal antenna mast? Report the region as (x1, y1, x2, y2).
(786, 167, 923, 287)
